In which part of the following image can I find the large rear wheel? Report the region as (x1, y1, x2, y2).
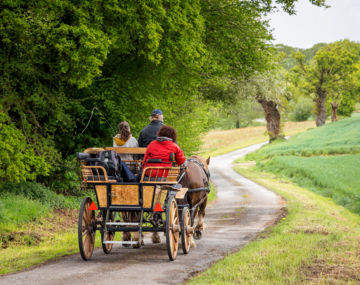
(78, 197, 96, 261)
(166, 196, 179, 261)
(181, 207, 191, 254)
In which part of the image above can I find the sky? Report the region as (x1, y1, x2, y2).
(268, 0, 360, 49)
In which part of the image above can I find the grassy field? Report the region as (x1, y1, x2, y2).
(188, 165, 360, 284)
(189, 117, 360, 284)
(199, 121, 315, 158)
(248, 116, 360, 214)
(0, 183, 89, 274)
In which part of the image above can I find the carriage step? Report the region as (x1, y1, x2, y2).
(106, 222, 140, 226)
(103, 241, 138, 245)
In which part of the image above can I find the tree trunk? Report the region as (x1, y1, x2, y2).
(315, 86, 327, 127)
(330, 103, 338, 122)
(257, 99, 281, 141)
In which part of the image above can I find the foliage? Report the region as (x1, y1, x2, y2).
(209, 101, 264, 130)
(291, 40, 360, 125)
(0, 111, 50, 182)
(0, 0, 329, 186)
(0, 182, 83, 209)
(288, 96, 313, 121)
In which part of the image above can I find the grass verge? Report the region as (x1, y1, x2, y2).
(188, 163, 360, 284)
(198, 121, 315, 158)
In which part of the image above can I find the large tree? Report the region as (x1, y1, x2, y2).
(292, 40, 359, 126)
(237, 68, 290, 141)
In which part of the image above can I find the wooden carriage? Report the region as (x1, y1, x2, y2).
(77, 147, 192, 261)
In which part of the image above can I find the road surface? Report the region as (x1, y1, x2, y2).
(0, 143, 283, 285)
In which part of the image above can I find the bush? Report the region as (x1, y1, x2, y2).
(289, 97, 313, 121)
(0, 182, 82, 209)
(0, 111, 50, 182)
(0, 199, 4, 221)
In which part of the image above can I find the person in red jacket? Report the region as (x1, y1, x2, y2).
(142, 125, 186, 178)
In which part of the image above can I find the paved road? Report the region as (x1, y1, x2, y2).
(0, 143, 283, 285)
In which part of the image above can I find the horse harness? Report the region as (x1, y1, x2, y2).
(178, 158, 210, 194)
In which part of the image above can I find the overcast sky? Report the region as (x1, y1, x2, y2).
(268, 0, 360, 49)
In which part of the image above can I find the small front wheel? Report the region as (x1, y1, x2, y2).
(166, 196, 179, 261)
(101, 211, 115, 254)
(78, 197, 96, 261)
(181, 207, 191, 254)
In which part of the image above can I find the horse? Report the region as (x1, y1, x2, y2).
(179, 155, 210, 247)
(122, 155, 210, 248)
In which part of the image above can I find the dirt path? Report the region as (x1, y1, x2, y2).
(0, 143, 283, 285)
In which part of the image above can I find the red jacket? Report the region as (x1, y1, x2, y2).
(142, 138, 186, 177)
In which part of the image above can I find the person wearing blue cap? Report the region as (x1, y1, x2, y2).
(138, 109, 164, 147)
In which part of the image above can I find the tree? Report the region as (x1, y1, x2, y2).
(292, 40, 359, 126)
(0, 0, 328, 184)
(238, 68, 290, 140)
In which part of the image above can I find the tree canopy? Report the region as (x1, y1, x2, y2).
(0, 0, 328, 185)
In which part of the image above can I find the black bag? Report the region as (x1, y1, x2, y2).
(95, 150, 122, 181)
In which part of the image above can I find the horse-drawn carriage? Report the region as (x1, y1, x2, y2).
(76, 147, 210, 261)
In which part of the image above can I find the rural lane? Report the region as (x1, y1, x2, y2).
(0, 143, 283, 285)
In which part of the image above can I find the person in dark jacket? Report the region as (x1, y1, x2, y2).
(142, 125, 186, 177)
(138, 109, 164, 147)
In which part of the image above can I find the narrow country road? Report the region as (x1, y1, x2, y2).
(0, 143, 283, 285)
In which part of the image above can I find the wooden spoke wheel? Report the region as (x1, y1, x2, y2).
(78, 197, 96, 261)
(181, 207, 191, 254)
(166, 196, 180, 261)
(101, 211, 115, 254)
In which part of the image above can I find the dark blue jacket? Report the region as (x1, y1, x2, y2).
(138, 120, 164, 147)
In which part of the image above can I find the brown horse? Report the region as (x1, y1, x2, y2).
(180, 155, 210, 247)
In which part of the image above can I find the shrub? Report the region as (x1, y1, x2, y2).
(289, 97, 313, 121)
(0, 199, 4, 221)
(0, 182, 82, 209)
(0, 111, 50, 182)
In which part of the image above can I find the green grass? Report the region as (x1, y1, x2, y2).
(258, 154, 360, 213)
(0, 225, 102, 275)
(246, 116, 360, 214)
(248, 116, 360, 160)
(188, 165, 360, 284)
(0, 194, 50, 227)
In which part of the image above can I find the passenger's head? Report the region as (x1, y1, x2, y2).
(157, 125, 177, 142)
(150, 109, 164, 122)
(117, 121, 131, 141)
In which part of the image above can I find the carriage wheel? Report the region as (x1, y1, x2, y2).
(101, 211, 115, 254)
(181, 207, 191, 254)
(78, 197, 96, 261)
(166, 196, 179, 261)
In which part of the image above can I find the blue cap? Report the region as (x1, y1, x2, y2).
(151, 109, 163, 116)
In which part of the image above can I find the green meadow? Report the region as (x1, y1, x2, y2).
(248, 116, 360, 213)
(189, 116, 360, 284)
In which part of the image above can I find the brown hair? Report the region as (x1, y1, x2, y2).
(157, 125, 177, 141)
(117, 121, 131, 141)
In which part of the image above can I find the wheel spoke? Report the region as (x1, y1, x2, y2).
(84, 234, 91, 255)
